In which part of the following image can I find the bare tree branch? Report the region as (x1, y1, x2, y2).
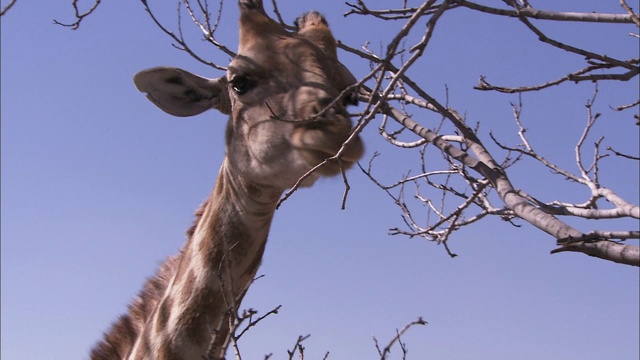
(54, 0, 101, 30)
(337, 1, 640, 265)
(455, 0, 638, 24)
(613, 99, 640, 112)
(345, 0, 452, 20)
(139, 0, 231, 71)
(552, 240, 640, 266)
(476, 62, 640, 93)
(47, 1, 639, 358)
(286, 335, 311, 360)
(620, 0, 640, 27)
(183, 0, 236, 58)
(1, 0, 17, 16)
(608, 146, 640, 160)
(517, 16, 636, 71)
(373, 317, 427, 360)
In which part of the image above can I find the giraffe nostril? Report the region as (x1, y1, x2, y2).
(317, 97, 335, 109)
(313, 96, 351, 119)
(344, 91, 359, 106)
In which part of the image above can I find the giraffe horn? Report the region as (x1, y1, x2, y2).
(237, 0, 287, 54)
(238, 0, 266, 15)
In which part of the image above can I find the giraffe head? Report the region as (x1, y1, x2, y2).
(134, 0, 364, 190)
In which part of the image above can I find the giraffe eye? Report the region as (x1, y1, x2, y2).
(230, 75, 255, 95)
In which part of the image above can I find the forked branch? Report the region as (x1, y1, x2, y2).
(344, 1, 639, 266)
(54, 0, 101, 30)
(373, 317, 427, 360)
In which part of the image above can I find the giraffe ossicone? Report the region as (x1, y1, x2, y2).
(91, 1, 363, 359)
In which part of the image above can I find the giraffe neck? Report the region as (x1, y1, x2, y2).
(128, 158, 281, 359)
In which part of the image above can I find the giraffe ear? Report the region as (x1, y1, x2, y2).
(133, 67, 231, 116)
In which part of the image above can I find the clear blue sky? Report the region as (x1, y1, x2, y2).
(2, 1, 638, 359)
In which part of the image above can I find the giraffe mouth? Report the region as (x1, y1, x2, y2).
(291, 120, 364, 175)
(302, 149, 353, 176)
(300, 139, 363, 176)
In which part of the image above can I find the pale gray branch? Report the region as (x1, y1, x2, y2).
(552, 240, 640, 266)
(455, 0, 637, 24)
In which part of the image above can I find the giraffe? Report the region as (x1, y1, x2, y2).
(90, 1, 363, 359)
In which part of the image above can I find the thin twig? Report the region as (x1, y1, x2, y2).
(607, 146, 640, 160)
(140, 0, 230, 70)
(53, 0, 101, 30)
(373, 317, 427, 360)
(1, 0, 17, 16)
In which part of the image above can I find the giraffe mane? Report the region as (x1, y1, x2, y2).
(90, 202, 207, 359)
